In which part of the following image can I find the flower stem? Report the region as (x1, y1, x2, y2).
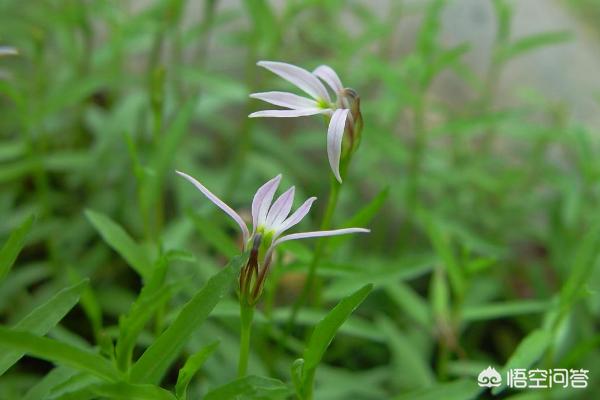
(238, 301, 255, 378)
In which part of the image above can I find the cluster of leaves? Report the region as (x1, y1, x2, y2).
(0, 0, 598, 399)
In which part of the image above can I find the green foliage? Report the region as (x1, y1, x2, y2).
(175, 340, 219, 400)
(0, 214, 34, 281)
(0, 280, 87, 375)
(85, 209, 153, 279)
(295, 284, 372, 398)
(129, 253, 246, 384)
(204, 375, 291, 400)
(0, 328, 122, 381)
(0, 0, 599, 398)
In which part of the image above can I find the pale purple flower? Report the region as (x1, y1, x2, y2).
(176, 170, 369, 259)
(249, 61, 353, 183)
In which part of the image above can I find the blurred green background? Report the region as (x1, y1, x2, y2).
(1, 0, 599, 399)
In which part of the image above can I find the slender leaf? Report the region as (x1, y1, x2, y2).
(90, 381, 177, 400)
(303, 284, 373, 370)
(129, 253, 246, 384)
(0, 214, 34, 281)
(116, 256, 171, 372)
(394, 379, 482, 400)
(175, 340, 220, 400)
(0, 280, 88, 375)
(378, 316, 434, 388)
(497, 32, 572, 63)
(23, 366, 77, 400)
(204, 375, 290, 400)
(0, 327, 122, 381)
(492, 329, 552, 395)
(85, 209, 152, 279)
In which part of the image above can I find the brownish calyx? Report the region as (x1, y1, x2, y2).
(239, 233, 272, 306)
(339, 88, 364, 156)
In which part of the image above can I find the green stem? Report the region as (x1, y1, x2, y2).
(407, 94, 426, 210)
(238, 301, 255, 378)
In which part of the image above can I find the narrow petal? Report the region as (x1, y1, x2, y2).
(176, 170, 250, 244)
(313, 65, 344, 95)
(327, 109, 350, 183)
(250, 92, 319, 110)
(251, 174, 282, 232)
(0, 46, 18, 57)
(257, 61, 331, 103)
(265, 186, 295, 229)
(274, 228, 370, 246)
(249, 109, 328, 118)
(274, 196, 317, 236)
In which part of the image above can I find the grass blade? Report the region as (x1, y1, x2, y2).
(175, 340, 220, 400)
(0, 214, 34, 281)
(0, 327, 122, 381)
(85, 209, 152, 279)
(300, 284, 372, 398)
(90, 382, 177, 400)
(492, 329, 552, 395)
(204, 375, 290, 400)
(0, 279, 88, 375)
(393, 379, 482, 400)
(129, 253, 246, 384)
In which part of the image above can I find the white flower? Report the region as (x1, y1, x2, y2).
(249, 61, 355, 183)
(176, 171, 369, 260)
(0, 47, 18, 57)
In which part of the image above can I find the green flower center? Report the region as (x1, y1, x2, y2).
(317, 98, 330, 109)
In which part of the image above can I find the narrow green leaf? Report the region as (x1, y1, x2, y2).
(393, 379, 482, 400)
(378, 316, 435, 388)
(85, 209, 152, 279)
(23, 366, 77, 400)
(90, 381, 177, 400)
(462, 300, 549, 321)
(290, 358, 304, 394)
(130, 253, 246, 384)
(384, 283, 431, 329)
(0, 328, 122, 381)
(0, 279, 88, 375)
(497, 31, 572, 63)
(47, 371, 101, 399)
(0, 214, 35, 281)
(303, 284, 373, 371)
(422, 212, 464, 296)
(204, 375, 291, 400)
(116, 256, 171, 372)
(492, 329, 552, 395)
(175, 340, 219, 400)
(298, 283, 372, 398)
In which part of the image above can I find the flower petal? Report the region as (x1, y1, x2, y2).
(257, 61, 331, 103)
(327, 108, 350, 183)
(249, 109, 328, 118)
(313, 65, 344, 95)
(251, 174, 282, 232)
(274, 228, 370, 246)
(250, 91, 319, 110)
(274, 196, 317, 236)
(176, 170, 250, 245)
(265, 186, 295, 229)
(0, 46, 18, 57)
